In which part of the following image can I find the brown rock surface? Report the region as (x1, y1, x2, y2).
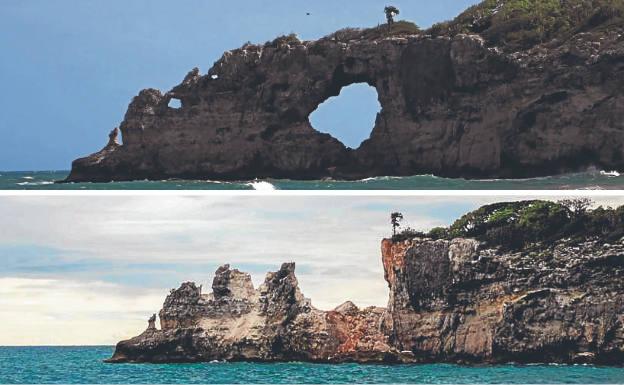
(67, 18, 624, 182)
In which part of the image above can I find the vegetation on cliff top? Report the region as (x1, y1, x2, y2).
(265, 4, 420, 47)
(324, 0, 623, 48)
(429, 0, 624, 49)
(263, 1, 622, 50)
(264, 19, 421, 48)
(327, 21, 421, 42)
(394, 199, 624, 250)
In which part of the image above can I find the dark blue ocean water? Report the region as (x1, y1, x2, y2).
(1, 347, 623, 384)
(3, 170, 624, 190)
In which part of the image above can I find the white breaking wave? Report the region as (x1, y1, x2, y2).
(578, 186, 605, 190)
(358, 176, 415, 182)
(247, 181, 276, 191)
(22, 176, 34, 180)
(600, 170, 621, 177)
(16, 181, 54, 186)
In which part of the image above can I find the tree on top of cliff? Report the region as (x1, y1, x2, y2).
(558, 198, 594, 218)
(391, 212, 403, 237)
(385, 6, 400, 25)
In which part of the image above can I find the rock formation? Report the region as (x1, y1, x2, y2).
(108, 237, 624, 365)
(381, 237, 624, 364)
(66, 1, 624, 182)
(107, 263, 404, 363)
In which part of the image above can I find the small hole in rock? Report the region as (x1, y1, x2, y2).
(168, 98, 182, 109)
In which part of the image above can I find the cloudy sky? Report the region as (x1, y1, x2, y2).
(2, 194, 624, 346)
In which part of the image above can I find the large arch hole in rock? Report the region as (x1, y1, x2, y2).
(309, 83, 381, 149)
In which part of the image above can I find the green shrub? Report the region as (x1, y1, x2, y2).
(487, 206, 518, 225)
(378, 20, 421, 37)
(265, 33, 300, 47)
(359, 21, 421, 40)
(393, 227, 426, 242)
(426, 0, 624, 49)
(427, 227, 449, 240)
(325, 21, 421, 42)
(392, 198, 624, 250)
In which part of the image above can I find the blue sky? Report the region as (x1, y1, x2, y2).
(0, 0, 480, 171)
(1, 195, 620, 345)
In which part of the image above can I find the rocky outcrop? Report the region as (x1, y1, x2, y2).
(381, 237, 624, 364)
(66, 9, 624, 182)
(108, 237, 624, 365)
(106, 263, 405, 363)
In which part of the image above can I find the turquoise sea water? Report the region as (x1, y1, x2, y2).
(3, 170, 624, 190)
(1, 347, 624, 384)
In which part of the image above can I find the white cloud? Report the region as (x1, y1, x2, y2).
(1, 195, 623, 345)
(0, 277, 163, 345)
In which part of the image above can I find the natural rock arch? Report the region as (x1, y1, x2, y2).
(66, 30, 624, 182)
(309, 82, 381, 149)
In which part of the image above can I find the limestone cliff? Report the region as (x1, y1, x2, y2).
(108, 238, 624, 365)
(381, 237, 624, 364)
(67, 0, 624, 182)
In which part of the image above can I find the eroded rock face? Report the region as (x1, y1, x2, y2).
(108, 237, 624, 364)
(67, 23, 624, 182)
(106, 263, 403, 363)
(381, 238, 624, 364)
